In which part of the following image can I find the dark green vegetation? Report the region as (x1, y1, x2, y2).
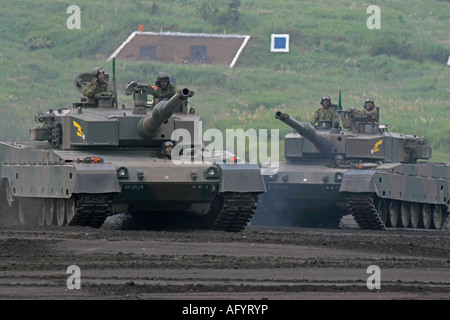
(0, 0, 448, 161)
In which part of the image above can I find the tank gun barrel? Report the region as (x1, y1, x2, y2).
(137, 88, 193, 138)
(275, 111, 333, 153)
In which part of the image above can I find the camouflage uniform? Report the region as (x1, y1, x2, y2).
(310, 107, 339, 127)
(151, 83, 178, 107)
(83, 80, 113, 103)
(150, 72, 178, 107)
(363, 108, 379, 121)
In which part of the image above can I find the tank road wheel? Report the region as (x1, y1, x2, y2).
(19, 198, 38, 225)
(36, 198, 55, 226)
(399, 201, 410, 228)
(0, 179, 19, 218)
(431, 205, 443, 230)
(410, 203, 420, 228)
(388, 200, 399, 227)
(377, 199, 388, 226)
(420, 204, 432, 229)
(55, 198, 67, 226)
(66, 197, 76, 225)
(36, 198, 46, 226)
(45, 199, 55, 226)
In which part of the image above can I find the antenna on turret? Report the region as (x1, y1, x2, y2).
(338, 90, 342, 112)
(422, 111, 440, 139)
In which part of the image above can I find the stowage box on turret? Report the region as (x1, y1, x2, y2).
(254, 109, 449, 230)
(0, 71, 266, 231)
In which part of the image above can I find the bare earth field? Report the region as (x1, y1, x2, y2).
(0, 213, 448, 303)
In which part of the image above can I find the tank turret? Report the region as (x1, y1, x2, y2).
(29, 84, 198, 149)
(275, 110, 432, 163)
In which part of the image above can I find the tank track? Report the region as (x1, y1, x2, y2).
(346, 193, 386, 230)
(68, 194, 112, 228)
(211, 192, 259, 232)
(346, 193, 449, 231)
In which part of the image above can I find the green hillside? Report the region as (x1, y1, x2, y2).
(0, 0, 449, 161)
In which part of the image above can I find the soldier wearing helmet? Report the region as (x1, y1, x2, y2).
(310, 95, 339, 128)
(363, 98, 379, 121)
(160, 141, 174, 159)
(150, 72, 177, 107)
(83, 67, 113, 104)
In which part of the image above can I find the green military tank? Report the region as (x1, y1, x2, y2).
(0, 69, 265, 231)
(253, 108, 449, 230)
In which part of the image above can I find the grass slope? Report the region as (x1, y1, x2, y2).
(0, 0, 448, 161)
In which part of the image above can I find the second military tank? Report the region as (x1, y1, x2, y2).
(0, 70, 266, 231)
(253, 108, 449, 230)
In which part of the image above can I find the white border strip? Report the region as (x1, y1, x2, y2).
(230, 35, 251, 68)
(107, 31, 138, 61)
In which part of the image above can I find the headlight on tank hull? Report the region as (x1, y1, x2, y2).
(334, 172, 343, 182)
(117, 167, 129, 179)
(206, 166, 219, 178)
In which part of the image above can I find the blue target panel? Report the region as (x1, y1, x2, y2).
(271, 34, 289, 52)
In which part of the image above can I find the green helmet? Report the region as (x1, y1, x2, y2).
(156, 72, 170, 86)
(320, 95, 331, 106)
(364, 98, 375, 110)
(161, 141, 174, 156)
(91, 67, 105, 78)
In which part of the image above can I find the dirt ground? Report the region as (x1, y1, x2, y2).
(0, 214, 449, 301)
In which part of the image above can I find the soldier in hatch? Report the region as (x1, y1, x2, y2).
(362, 98, 379, 122)
(160, 141, 174, 159)
(83, 67, 113, 105)
(310, 95, 339, 128)
(150, 72, 177, 107)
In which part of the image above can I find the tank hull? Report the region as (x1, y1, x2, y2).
(0, 142, 264, 231)
(253, 161, 348, 227)
(341, 162, 450, 230)
(253, 161, 449, 230)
